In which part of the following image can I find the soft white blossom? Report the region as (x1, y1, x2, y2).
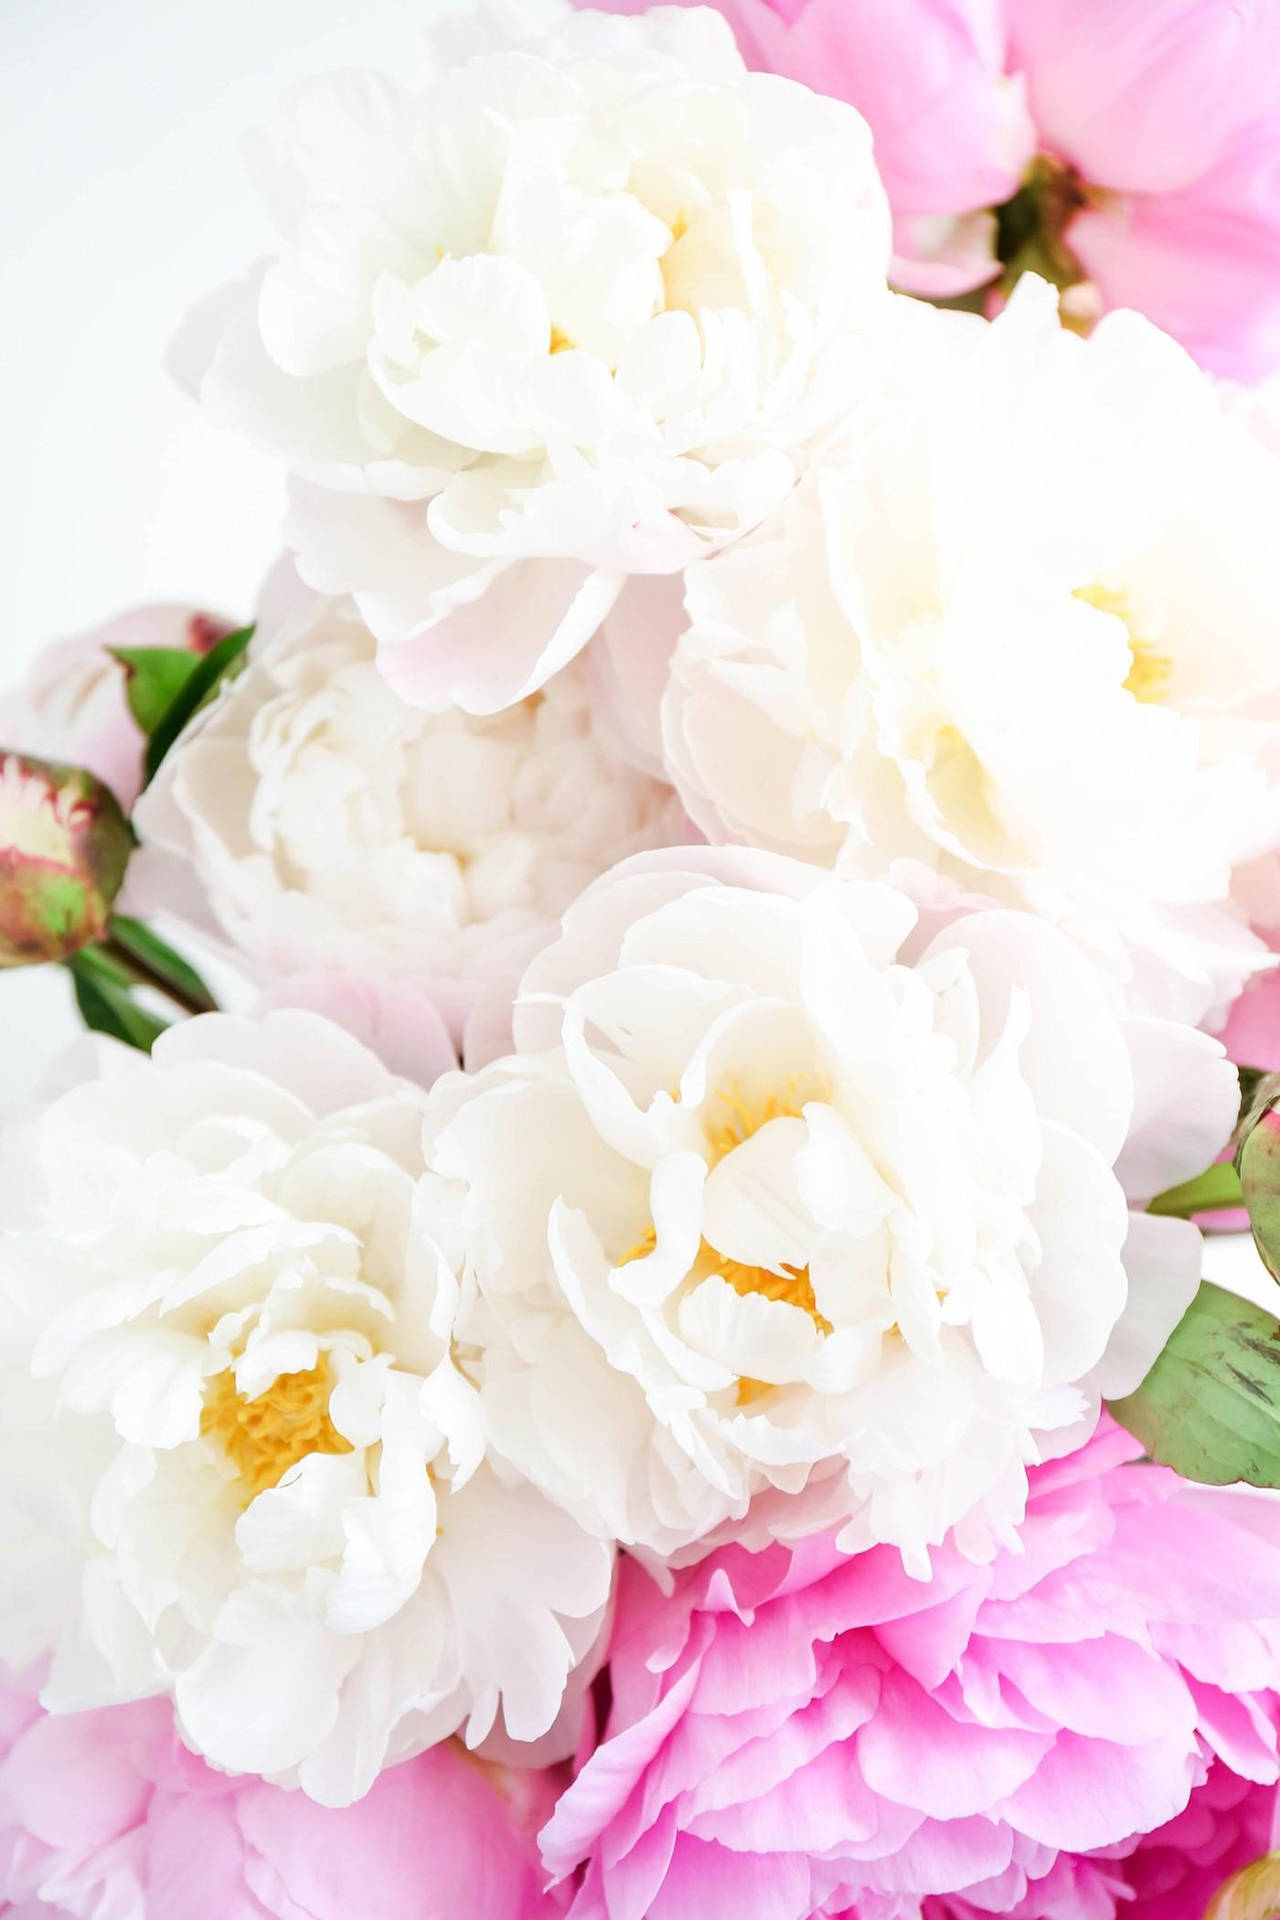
(663, 279, 1280, 1025)
(133, 571, 687, 1045)
(429, 847, 1236, 1571)
(186, 2, 891, 712)
(0, 1012, 613, 1803)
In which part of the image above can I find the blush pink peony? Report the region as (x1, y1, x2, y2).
(0, 1667, 566, 1920)
(542, 1421, 1280, 1918)
(0, 607, 231, 813)
(592, 0, 1280, 380)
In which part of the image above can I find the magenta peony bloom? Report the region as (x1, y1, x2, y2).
(591, 0, 1280, 380)
(1119, 1760, 1277, 1920)
(0, 1670, 566, 1920)
(543, 1422, 1280, 1919)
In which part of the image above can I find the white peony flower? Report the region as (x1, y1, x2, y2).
(662, 278, 1280, 1026)
(133, 569, 688, 1046)
(427, 847, 1237, 1572)
(0, 1012, 613, 1804)
(186, 2, 891, 712)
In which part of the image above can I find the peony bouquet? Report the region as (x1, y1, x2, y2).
(6, 3, 1280, 1915)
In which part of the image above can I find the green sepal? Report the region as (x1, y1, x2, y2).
(109, 646, 204, 736)
(142, 625, 254, 786)
(1147, 1160, 1244, 1219)
(1109, 1282, 1280, 1489)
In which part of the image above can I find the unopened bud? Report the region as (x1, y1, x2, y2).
(1204, 1850, 1280, 1920)
(0, 752, 131, 965)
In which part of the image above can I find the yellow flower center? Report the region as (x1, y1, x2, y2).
(1076, 584, 1172, 704)
(201, 1361, 353, 1503)
(620, 1079, 832, 1405)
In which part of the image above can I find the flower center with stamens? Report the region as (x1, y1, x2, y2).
(201, 1361, 353, 1503)
(1076, 584, 1172, 704)
(620, 1079, 832, 1404)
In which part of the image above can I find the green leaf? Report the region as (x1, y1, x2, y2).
(1148, 1159, 1243, 1219)
(108, 646, 203, 735)
(142, 626, 254, 786)
(1109, 1281, 1280, 1488)
(107, 914, 217, 1013)
(66, 946, 169, 1052)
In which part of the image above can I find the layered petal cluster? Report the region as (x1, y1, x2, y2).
(591, 0, 1280, 379)
(0, 1012, 613, 1805)
(0, 1666, 566, 1920)
(665, 280, 1280, 1025)
(0, 606, 230, 813)
(1114, 1762, 1278, 1920)
(542, 1422, 1280, 1919)
(429, 846, 1236, 1568)
(133, 571, 687, 1046)
(189, 1, 891, 711)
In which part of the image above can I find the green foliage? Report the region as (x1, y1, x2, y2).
(1110, 1282, 1280, 1489)
(142, 625, 254, 785)
(1147, 1159, 1243, 1219)
(66, 943, 169, 1051)
(109, 646, 206, 735)
(108, 913, 216, 1012)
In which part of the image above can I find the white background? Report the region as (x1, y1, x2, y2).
(0, 0, 1270, 1303)
(0, 0, 446, 1094)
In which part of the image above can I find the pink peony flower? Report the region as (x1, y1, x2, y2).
(0, 1668, 566, 1920)
(0, 607, 231, 814)
(591, 0, 1280, 379)
(542, 1421, 1280, 1919)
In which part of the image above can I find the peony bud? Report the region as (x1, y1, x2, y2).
(0, 752, 132, 966)
(1205, 1850, 1280, 1920)
(0, 606, 233, 814)
(1238, 1072, 1280, 1285)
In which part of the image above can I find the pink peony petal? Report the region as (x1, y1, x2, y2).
(549, 1422, 1280, 1916)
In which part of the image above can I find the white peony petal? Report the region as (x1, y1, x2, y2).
(700, 1116, 815, 1275)
(1092, 1209, 1204, 1402)
(0, 1008, 611, 1801)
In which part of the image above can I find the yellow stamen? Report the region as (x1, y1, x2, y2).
(1076, 584, 1172, 704)
(704, 1080, 810, 1161)
(618, 1077, 831, 1406)
(549, 327, 574, 354)
(201, 1362, 352, 1503)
